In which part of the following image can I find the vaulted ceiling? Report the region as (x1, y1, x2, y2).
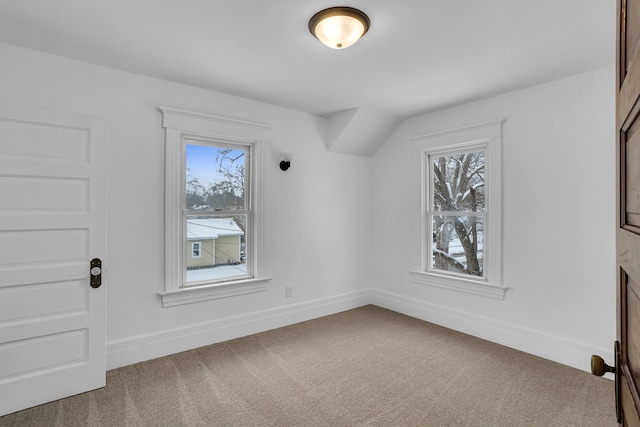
(0, 1, 615, 154)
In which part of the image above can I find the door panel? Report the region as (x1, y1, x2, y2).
(626, 129, 640, 228)
(622, 271, 640, 405)
(0, 330, 87, 379)
(0, 105, 106, 416)
(619, 1, 640, 130)
(0, 280, 87, 323)
(622, 382, 640, 427)
(0, 118, 89, 160)
(626, 0, 640, 74)
(619, 0, 640, 424)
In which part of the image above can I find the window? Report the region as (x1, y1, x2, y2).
(159, 108, 271, 307)
(410, 120, 506, 299)
(428, 148, 485, 278)
(184, 141, 250, 284)
(191, 242, 202, 258)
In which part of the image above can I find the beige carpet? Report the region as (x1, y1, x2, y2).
(0, 305, 616, 426)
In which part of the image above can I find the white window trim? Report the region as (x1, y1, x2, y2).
(410, 119, 507, 300)
(158, 107, 271, 308)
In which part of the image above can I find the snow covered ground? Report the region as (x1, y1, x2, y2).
(186, 264, 247, 282)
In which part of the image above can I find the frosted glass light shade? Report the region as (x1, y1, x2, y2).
(309, 7, 370, 49)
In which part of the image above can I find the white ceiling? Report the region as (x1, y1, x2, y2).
(0, 0, 615, 120)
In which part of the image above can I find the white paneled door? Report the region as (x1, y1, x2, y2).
(0, 105, 107, 416)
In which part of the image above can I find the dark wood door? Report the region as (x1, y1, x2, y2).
(617, 0, 640, 425)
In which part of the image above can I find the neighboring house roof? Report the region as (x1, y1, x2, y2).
(187, 218, 244, 240)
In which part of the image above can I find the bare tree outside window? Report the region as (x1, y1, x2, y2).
(429, 150, 485, 277)
(186, 146, 246, 212)
(184, 142, 250, 285)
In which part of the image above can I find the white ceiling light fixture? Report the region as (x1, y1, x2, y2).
(309, 6, 370, 49)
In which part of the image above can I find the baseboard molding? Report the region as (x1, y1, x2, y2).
(106, 290, 371, 370)
(107, 287, 612, 375)
(370, 289, 612, 374)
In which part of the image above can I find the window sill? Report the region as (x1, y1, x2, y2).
(409, 270, 507, 300)
(159, 277, 271, 308)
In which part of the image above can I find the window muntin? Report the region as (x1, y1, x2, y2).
(183, 140, 251, 286)
(427, 147, 487, 279)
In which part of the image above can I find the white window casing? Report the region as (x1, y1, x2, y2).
(410, 119, 507, 300)
(158, 107, 271, 307)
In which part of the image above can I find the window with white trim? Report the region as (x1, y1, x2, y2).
(191, 241, 202, 258)
(410, 120, 506, 299)
(159, 108, 271, 307)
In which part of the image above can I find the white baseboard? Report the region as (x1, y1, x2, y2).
(107, 287, 613, 376)
(370, 289, 613, 375)
(106, 290, 371, 370)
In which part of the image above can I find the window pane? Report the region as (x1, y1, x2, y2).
(186, 144, 246, 211)
(185, 215, 248, 284)
(192, 242, 201, 258)
(431, 215, 484, 277)
(432, 151, 485, 212)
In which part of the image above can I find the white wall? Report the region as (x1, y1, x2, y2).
(0, 40, 616, 373)
(0, 42, 373, 369)
(370, 66, 617, 371)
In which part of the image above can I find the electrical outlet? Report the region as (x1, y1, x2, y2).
(285, 286, 293, 298)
